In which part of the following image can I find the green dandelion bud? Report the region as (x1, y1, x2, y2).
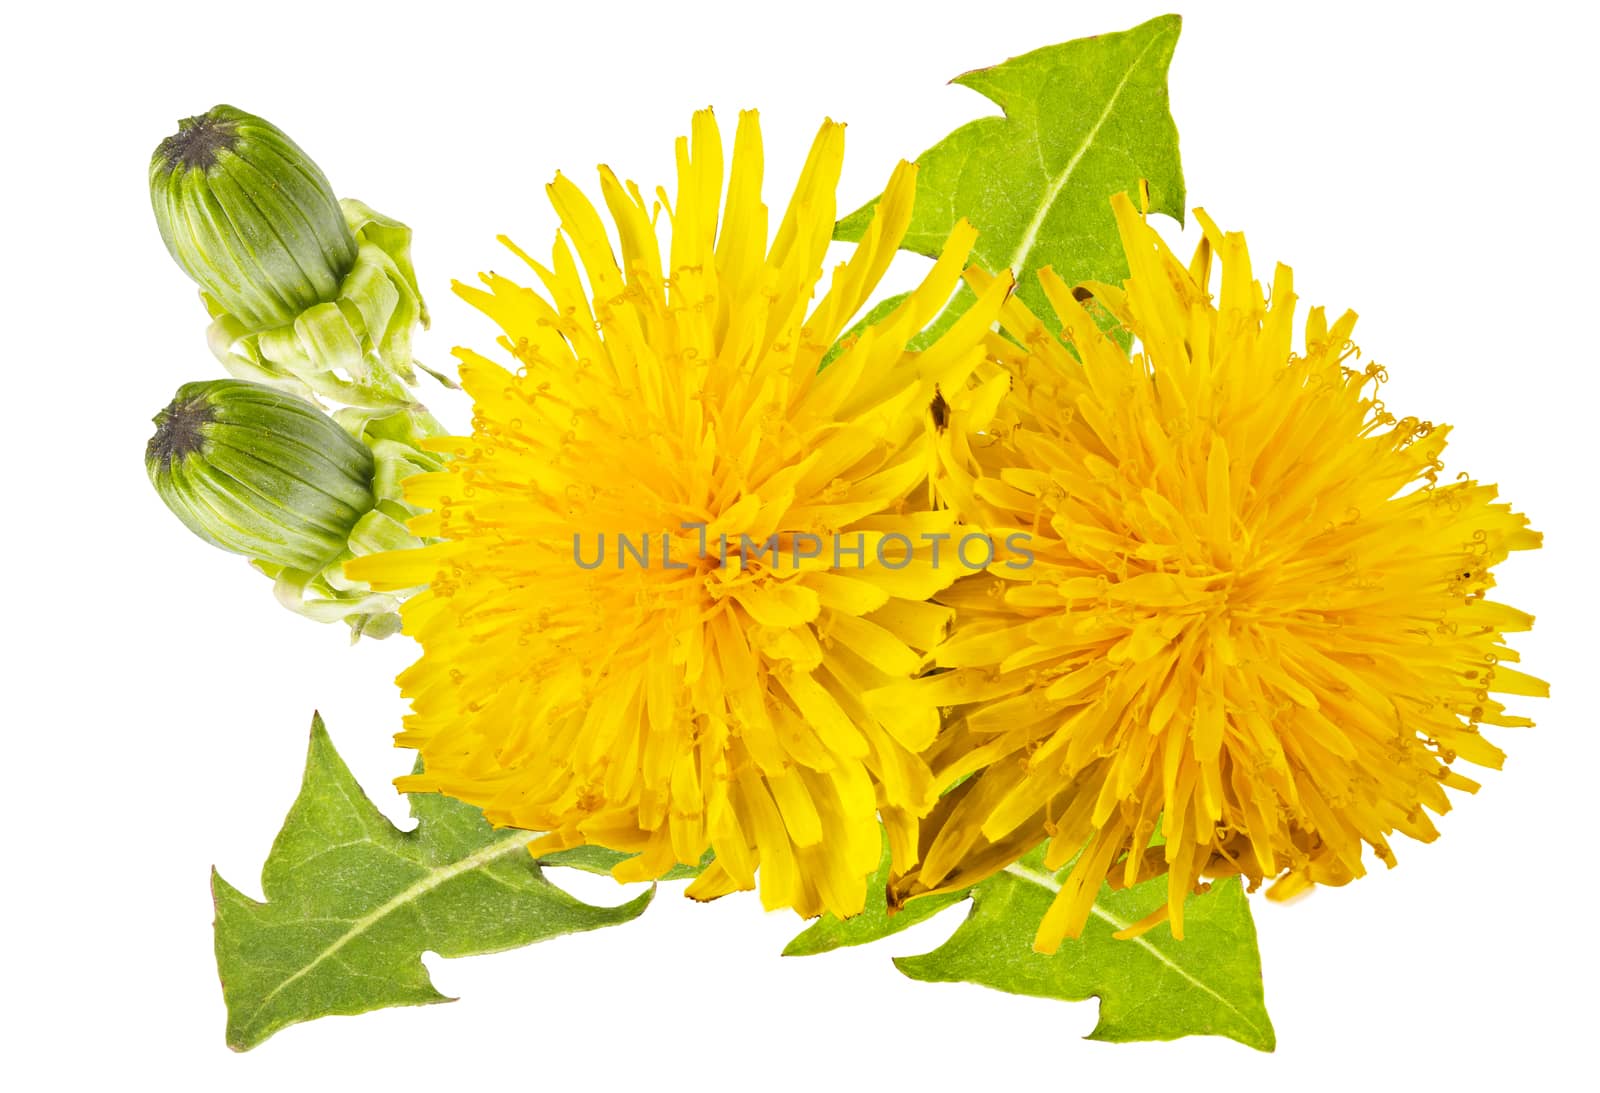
(145, 380, 439, 639)
(150, 106, 358, 331)
(151, 105, 441, 414)
(146, 379, 375, 573)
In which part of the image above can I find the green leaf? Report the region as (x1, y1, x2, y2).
(894, 849, 1275, 1051)
(837, 14, 1185, 327)
(212, 714, 652, 1051)
(784, 842, 1273, 1050)
(783, 832, 968, 956)
(537, 843, 711, 882)
(803, 18, 1264, 1048)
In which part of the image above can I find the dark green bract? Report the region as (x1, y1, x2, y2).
(151, 105, 358, 329)
(146, 379, 375, 572)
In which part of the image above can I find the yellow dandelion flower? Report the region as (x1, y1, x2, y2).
(347, 110, 1013, 919)
(889, 192, 1544, 951)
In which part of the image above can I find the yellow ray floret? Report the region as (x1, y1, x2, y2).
(347, 110, 1010, 919)
(892, 192, 1544, 951)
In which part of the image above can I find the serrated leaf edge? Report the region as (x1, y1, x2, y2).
(233, 828, 541, 1030)
(1000, 18, 1179, 275)
(1001, 862, 1273, 1048)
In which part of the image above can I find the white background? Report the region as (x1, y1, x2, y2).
(4, 0, 1595, 1087)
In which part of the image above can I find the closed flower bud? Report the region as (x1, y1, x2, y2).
(146, 380, 375, 573)
(150, 105, 358, 330)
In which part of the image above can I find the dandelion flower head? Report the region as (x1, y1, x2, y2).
(888, 193, 1545, 951)
(351, 110, 1013, 918)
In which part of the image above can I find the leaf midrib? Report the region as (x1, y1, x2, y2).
(1003, 24, 1173, 276)
(243, 829, 536, 1029)
(1002, 862, 1270, 1041)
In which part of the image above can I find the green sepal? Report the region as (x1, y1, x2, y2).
(206, 199, 435, 411)
(256, 404, 447, 639)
